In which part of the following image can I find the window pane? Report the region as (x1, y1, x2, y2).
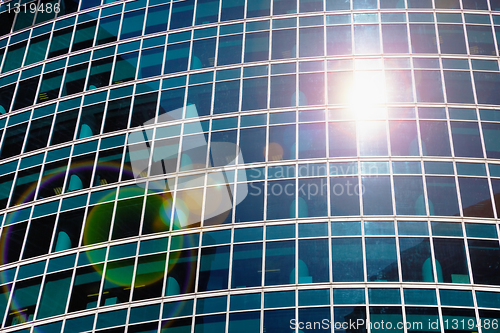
(120, 9, 145, 40)
(232, 243, 262, 288)
(48, 27, 73, 58)
(382, 24, 409, 53)
(426, 176, 460, 216)
(244, 32, 269, 62)
(191, 38, 216, 69)
(25, 35, 49, 66)
(139, 47, 164, 79)
(459, 177, 494, 218)
(164, 42, 190, 74)
(366, 238, 399, 281)
(265, 241, 295, 285)
(272, 29, 296, 60)
(332, 238, 364, 282)
(146, 4, 169, 34)
(170, 0, 194, 29)
(113, 52, 138, 84)
(217, 34, 243, 65)
(299, 27, 324, 57)
(439, 24, 467, 54)
(394, 176, 425, 215)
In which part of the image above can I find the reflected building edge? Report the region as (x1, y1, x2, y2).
(0, 0, 499, 332)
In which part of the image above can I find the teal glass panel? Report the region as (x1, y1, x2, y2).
(37, 271, 72, 319)
(146, 4, 169, 33)
(2, 42, 27, 73)
(265, 241, 295, 285)
(366, 238, 399, 282)
(120, 9, 146, 40)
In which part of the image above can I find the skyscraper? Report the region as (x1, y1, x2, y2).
(0, 0, 500, 332)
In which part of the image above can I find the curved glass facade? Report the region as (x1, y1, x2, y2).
(1, 0, 500, 332)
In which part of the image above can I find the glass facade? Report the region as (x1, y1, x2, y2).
(0, 0, 500, 332)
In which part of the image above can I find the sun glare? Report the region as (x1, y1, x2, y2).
(349, 66, 387, 120)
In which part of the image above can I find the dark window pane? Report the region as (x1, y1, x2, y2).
(410, 24, 437, 53)
(232, 243, 262, 288)
(468, 240, 500, 285)
(97, 15, 120, 45)
(299, 27, 324, 57)
(268, 124, 296, 161)
(330, 177, 361, 216)
(191, 38, 216, 69)
(244, 32, 269, 62)
(467, 25, 496, 55)
(439, 24, 467, 54)
(426, 176, 460, 216)
(25, 35, 49, 66)
(332, 238, 363, 282)
(13, 76, 39, 110)
(187, 83, 212, 117)
(394, 176, 425, 215)
(51, 109, 79, 145)
(433, 238, 469, 283)
(72, 21, 97, 51)
(450, 121, 483, 158)
(399, 238, 432, 282)
(419, 120, 451, 156)
(63, 63, 89, 96)
(272, 29, 296, 60)
(482, 123, 500, 158)
(443, 71, 475, 103)
(103, 97, 131, 133)
(414, 70, 444, 103)
(474, 71, 500, 105)
(1, 123, 28, 159)
(265, 241, 295, 285)
(139, 47, 164, 79)
(120, 9, 145, 40)
(25, 116, 53, 152)
(459, 177, 494, 218)
(235, 182, 264, 222)
(22, 215, 56, 259)
(221, 0, 244, 21)
(88, 57, 113, 89)
(362, 176, 393, 215)
(164, 42, 190, 74)
(217, 34, 243, 65)
(329, 122, 357, 157)
(113, 52, 138, 84)
(38, 69, 64, 102)
(366, 238, 399, 281)
(170, 0, 194, 29)
(242, 77, 268, 111)
(48, 27, 73, 58)
(214, 80, 240, 114)
(273, 0, 297, 14)
(270, 75, 296, 108)
(145, 4, 169, 33)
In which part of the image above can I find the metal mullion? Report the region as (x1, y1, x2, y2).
(394, 220, 404, 285)
(475, 115, 498, 220)
(114, 1, 127, 43)
(126, 242, 141, 314)
(160, 234, 171, 299)
(76, 185, 93, 248)
(44, 188, 64, 255)
(471, 282, 483, 333)
(225, 228, 234, 333)
(92, 247, 111, 331)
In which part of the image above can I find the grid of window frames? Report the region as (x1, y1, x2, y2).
(0, 0, 500, 332)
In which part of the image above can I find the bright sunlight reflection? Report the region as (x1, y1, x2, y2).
(349, 62, 387, 120)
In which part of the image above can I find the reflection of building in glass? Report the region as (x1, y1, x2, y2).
(0, 0, 500, 332)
